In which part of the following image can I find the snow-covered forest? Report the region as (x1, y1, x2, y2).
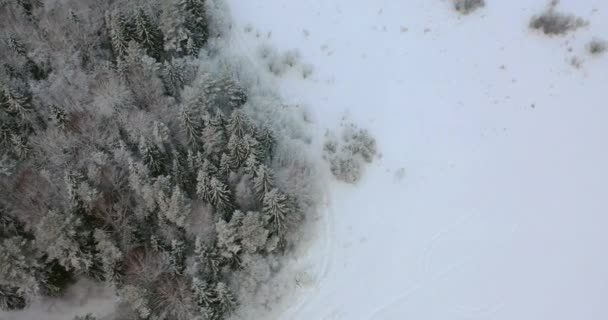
(0, 0, 321, 319)
(4, 0, 608, 319)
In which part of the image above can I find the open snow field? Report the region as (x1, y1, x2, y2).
(226, 0, 608, 319)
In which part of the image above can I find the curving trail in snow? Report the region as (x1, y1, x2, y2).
(226, 0, 608, 319)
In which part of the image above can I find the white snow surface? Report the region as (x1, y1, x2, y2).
(225, 0, 608, 319)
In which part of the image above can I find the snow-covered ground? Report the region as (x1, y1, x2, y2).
(226, 0, 608, 319)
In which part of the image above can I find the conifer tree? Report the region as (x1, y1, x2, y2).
(133, 9, 163, 60)
(196, 168, 211, 202)
(168, 239, 186, 275)
(93, 230, 122, 282)
(262, 189, 291, 237)
(109, 11, 132, 59)
(201, 112, 227, 159)
(10, 134, 29, 159)
(239, 211, 269, 253)
(216, 210, 245, 258)
(0, 286, 26, 311)
(1, 85, 31, 121)
(162, 59, 186, 97)
(193, 237, 221, 277)
(0, 237, 40, 309)
(49, 105, 68, 130)
(139, 136, 167, 176)
(253, 164, 275, 200)
(213, 282, 236, 319)
(5, 35, 27, 57)
(256, 126, 276, 157)
(119, 285, 151, 319)
(226, 110, 251, 138)
(160, 0, 187, 55)
(179, 105, 202, 148)
(203, 79, 247, 113)
(219, 153, 232, 177)
(243, 154, 259, 177)
(35, 211, 92, 272)
(178, 0, 209, 56)
(207, 177, 233, 215)
(162, 186, 191, 228)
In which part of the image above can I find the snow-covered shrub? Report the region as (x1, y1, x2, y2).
(453, 0, 485, 15)
(588, 38, 607, 55)
(257, 44, 304, 76)
(323, 124, 378, 184)
(530, 1, 587, 36)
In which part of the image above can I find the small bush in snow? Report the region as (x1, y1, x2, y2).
(588, 39, 607, 55)
(323, 124, 377, 184)
(453, 0, 485, 15)
(529, 1, 587, 36)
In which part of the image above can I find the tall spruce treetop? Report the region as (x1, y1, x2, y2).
(109, 11, 132, 59)
(179, 105, 202, 148)
(178, 0, 209, 56)
(262, 189, 291, 237)
(139, 136, 166, 176)
(161, 59, 186, 98)
(5, 35, 27, 57)
(164, 186, 191, 227)
(207, 177, 233, 215)
(35, 211, 92, 272)
(133, 9, 163, 60)
(226, 110, 251, 138)
(253, 164, 275, 200)
(0, 236, 41, 302)
(213, 282, 236, 319)
(1, 85, 31, 121)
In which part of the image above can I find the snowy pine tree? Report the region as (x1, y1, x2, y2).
(262, 189, 291, 237)
(168, 239, 186, 275)
(179, 105, 203, 148)
(5, 34, 27, 57)
(193, 237, 221, 277)
(239, 212, 269, 254)
(0, 237, 40, 309)
(93, 230, 123, 282)
(201, 112, 227, 160)
(109, 11, 132, 59)
(49, 105, 68, 130)
(178, 0, 209, 56)
(256, 126, 276, 157)
(162, 58, 186, 97)
(213, 282, 236, 319)
(139, 136, 167, 176)
(35, 210, 92, 272)
(253, 164, 275, 201)
(219, 153, 232, 177)
(133, 9, 163, 60)
(10, 134, 29, 159)
(119, 285, 151, 319)
(226, 110, 252, 138)
(207, 177, 233, 215)
(1, 85, 31, 121)
(162, 187, 191, 227)
(215, 212, 243, 262)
